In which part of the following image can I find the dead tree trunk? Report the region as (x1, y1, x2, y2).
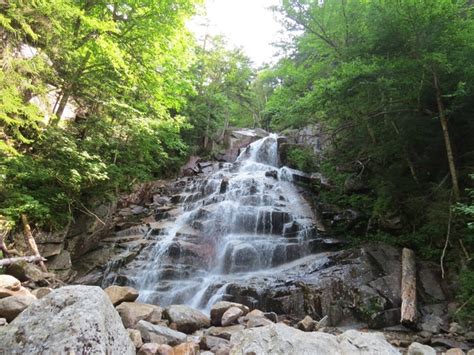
(0, 255, 46, 267)
(400, 248, 417, 327)
(20, 214, 48, 272)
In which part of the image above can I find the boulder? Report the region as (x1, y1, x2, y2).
(297, 315, 317, 332)
(0, 285, 135, 354)
(200, 335, 230, 351)
(407, 342, 436, 355)
(128, 328, 144, 349)
(173, 342, 200, 355)
(116, 302, 163, 328)
(47, 250, 72, 270)
(446, 349, 466, 355)
(137, 320, 187, 346)
(138, 343, 160, 355)
(105, 285, 139, 306)
(0, 275, 20, 291)
(210, 301, 249, 326)
(0, 285, 35, 299)
(156, 344, 174, 355)
(164, 305, 210, 333)
(5, 261, 54, 284)
(221, 306, 244, 326)
(205, 325, 245, 340)
(0, 295, 36, 321)
(228, 323, 399, 355)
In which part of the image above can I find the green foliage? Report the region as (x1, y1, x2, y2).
(286, 146, 317, 173)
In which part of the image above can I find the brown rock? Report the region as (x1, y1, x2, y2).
(0, 275, 21, 291)
(105, 285, 139, 306)
(138, 343, 160, 355)
(205, 325, 245, 340)
(200, 335, 230, 351)
(128, 328, 144, 349)
(297, 315, 317, 332)
(173, 342, 199, 355)
(210, 301, 250, 326)
(31, 287, 53, 299)
(157, 344, 174, 355)
(117, 302, 163, 328)
(0, 285, 36, 299)
(164, 305, 210, 333)
(0, 295, 36, 321)
(0, 317, 7, 326)
(221, 307, 244, 327)
(446, 349, 465, 355)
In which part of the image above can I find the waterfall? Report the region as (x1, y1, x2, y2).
(105, 134, 318, 311)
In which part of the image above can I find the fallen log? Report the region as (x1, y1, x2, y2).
(0, 255, 46, 267)
(400, 247, 417, 327)
(21, 214, 48, 272)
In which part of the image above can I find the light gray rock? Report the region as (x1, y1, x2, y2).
(137, 320, 187, 346)
(0, 275, 20, 291)
(164, 304, 210, 333)
(105, 285, 139, 306)
(46, 250, 72, 270)
(407, 342, 436, 355)
(229, 323, 399, 355)
(210, 301, 249, 326)
(0, 295, 35, 321)
(0, 285, 134, 354)
(421, 314, 443, 333)
(0, 318, 6, 326)
(221, 306, 244, 327)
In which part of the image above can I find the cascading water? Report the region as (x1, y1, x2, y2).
(104, 134, 318, 311)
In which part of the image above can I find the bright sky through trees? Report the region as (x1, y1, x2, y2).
(189, 0, 282, 66)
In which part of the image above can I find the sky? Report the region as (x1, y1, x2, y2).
(189, 0, 283, 67)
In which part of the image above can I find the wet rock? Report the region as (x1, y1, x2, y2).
(221, 306, 244, 326)
(173, 342, 200, 355)
(128, 328, 144, 349)
(31, 287, 53, 299)
(0, 295, 36, 321)
(0, 285, 134, 354)
(105, 285, 139, 306)
(137, 320, 187, 346)
(220, 177, 229, 194)
(229, 323, 399, 354)
(265, 170, 278, 179)
(138, 343, 161, 355)
(407, 342, 436, 355)
(297, 315, 317, 331)
(164, 305, 210, 333)
(116, 302, 163, 328)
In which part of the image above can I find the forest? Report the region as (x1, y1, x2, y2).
(1, 0, 473, 322)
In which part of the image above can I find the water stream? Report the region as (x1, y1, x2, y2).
(104, 134, 318, 311)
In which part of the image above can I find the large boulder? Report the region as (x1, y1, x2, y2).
(164, 305, 210, 333)
(229, 323, 399, 355)
(105, 285, 139, 306)
(0, 295, 36, 321)
(0, 285, 134, 354)
(116, 302, 163, 328)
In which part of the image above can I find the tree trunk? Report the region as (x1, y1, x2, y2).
(400, 248, 417, 327)
(50, 88, 71, 126)
(20, 214, 48, 272)
(433, 69, 461, 201)
(0, 255, 46, 267)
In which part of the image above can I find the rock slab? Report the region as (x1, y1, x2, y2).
(0, 285, 135, 354)
(164, 304, 210, 333)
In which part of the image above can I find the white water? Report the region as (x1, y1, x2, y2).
(104, 134, 318, 311)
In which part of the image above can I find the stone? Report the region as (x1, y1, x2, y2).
(407, 342, 436, 355)
(0, 285, 135, 354)
(421, 314, 443, 333)
(105, 285, 139, 306)
(449, 322, 465, 335)
(200, 335, 230, 351)
(173, 342, 200, 355)
(205, 325, 245, 340)
(116, 302, 163, 328)
(137, 320, 187, 346)
(156, 344, 174, 355)
(38, 242, 64, 258)
(0, 275, 21, 291)
(31, 287, 53, 299)
(229, 323, 399, 355)
(47, 250, 72, 270)
(210, 301, 249, 326)
(164, 305, 210, 333)
(0, 295, 35, 321)
(0, 285, 36, 299)
(0, 318, 7, 326)
(445, 350, 465, 355)
(6, 261, 54, 283)
(467, 350, 474, 355)
(297, 315, 317, 331)
(221, 307, 244, 327)
(128, 328, 144, 349)
(138, 343, 160, 355)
